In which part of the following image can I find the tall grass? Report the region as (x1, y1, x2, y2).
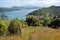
(0, 26, 60, 40)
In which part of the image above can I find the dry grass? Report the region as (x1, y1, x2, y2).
(0, 26, 60, 40)
(0, 35, 23, 40)
(21, 27, 60, 40)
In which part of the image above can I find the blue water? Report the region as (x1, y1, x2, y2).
(0, 9, 37, 20)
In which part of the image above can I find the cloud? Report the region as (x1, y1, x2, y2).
(20, 0, 60, 7)
(0, 0, 60, 7)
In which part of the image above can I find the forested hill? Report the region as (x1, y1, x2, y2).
(0, 6, 40, 12)
(0, 7, 22, 12)
(28, 6, 60, 17)
(49, 6, 60, 15)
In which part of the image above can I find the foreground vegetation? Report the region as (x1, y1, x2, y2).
(0, 14, 60, 40)
(0, 27, 60, 40)
(0, 6, 60, 40)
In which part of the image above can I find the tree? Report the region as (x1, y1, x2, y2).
(26, 15, 40, 26)
(8, 19, 21, 35)
(43, 16, 51, 26)
(48, 18, 60, 29)
(0, 20, 7, 35)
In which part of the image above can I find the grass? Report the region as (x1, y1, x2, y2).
(21, 26, 60, 40)
(0, 26, 60, 40)
(0, 35, 23, 40)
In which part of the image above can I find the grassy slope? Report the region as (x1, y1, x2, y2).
(0, 26, 60, 40)
(21, 27, 60, 40)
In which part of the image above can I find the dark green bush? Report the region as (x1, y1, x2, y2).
(48, 18, 60, 28)
(26, 15, 40, 26)
(8, 19, 21, 35)
(0, 20, 7, 35)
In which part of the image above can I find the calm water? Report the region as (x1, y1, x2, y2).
(0, 9, 37, 20)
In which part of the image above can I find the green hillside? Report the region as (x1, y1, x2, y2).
(28, 6, 60, 18)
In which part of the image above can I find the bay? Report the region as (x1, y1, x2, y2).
(0, 9, 37, 20)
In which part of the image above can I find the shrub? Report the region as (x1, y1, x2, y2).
(43, 16, 51, 26)
(0, 20, 7, 35)
(26, 15, 40, 26)
(8, 19, 21, 35)
(48, 18, 60, 28)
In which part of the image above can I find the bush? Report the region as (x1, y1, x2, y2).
(43, 16, 51, 26)
(48, 18, 60, 28)
(26, 15, 40, 26)
(8, 19, 21, 35)
(0, 20, 7, 35)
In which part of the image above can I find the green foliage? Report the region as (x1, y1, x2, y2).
(8, 19, 21, 34)
(47, 18, 60, 29)
(26, 15, 40, 26)
(43, 16, 51, 26)
(0, 20, 7, 35)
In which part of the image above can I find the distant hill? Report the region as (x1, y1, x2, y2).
(0, 6, 40, 12)
(12, 6, 40, 9)
(0, 7, 22, 12)
(28, 6, 60, 18)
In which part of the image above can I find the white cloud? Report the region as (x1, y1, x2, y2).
(19, 0, 60, 7)
(0, 0, 60, 7)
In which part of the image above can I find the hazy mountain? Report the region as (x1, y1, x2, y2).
(12, 6, 40, 9)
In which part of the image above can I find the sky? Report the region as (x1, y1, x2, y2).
(0, 0, 60, 7)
